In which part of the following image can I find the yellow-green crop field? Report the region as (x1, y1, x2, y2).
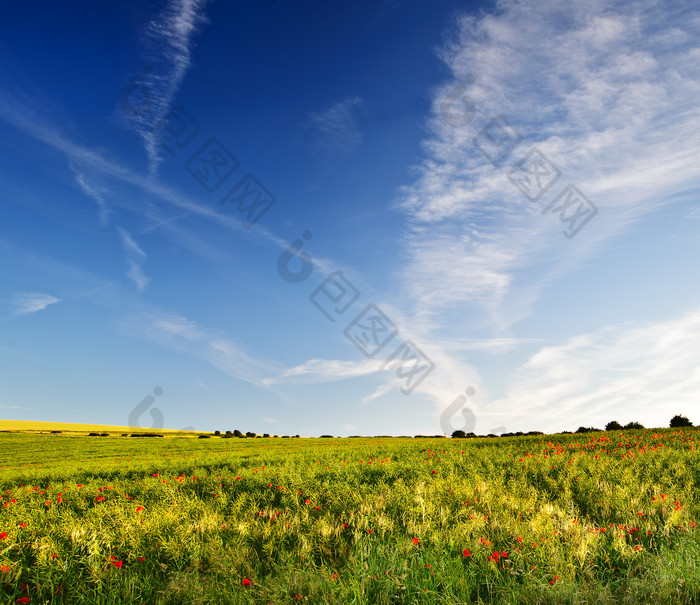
(0, 420, 190, 436)
(0, 427, 698, 604)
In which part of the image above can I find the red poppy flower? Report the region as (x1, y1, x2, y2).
(0, 532, 7, 540)
(136, 506, 144, 513)
(462, 549, 471, 557)
(109, 560, 123, 569)
(16, 597, 30, 604)
(412, 537, 419, 545)
(242, 578, 252, 587)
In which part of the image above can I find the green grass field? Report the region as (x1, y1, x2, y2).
(0, 427, 698, 604)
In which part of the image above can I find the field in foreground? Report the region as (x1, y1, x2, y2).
(0, 429, 698, 604)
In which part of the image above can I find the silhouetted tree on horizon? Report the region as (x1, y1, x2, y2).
(576, 426, 600, 433)
(670, 414, 693, 428)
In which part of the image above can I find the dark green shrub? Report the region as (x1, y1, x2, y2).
(670, 415, 693, 428)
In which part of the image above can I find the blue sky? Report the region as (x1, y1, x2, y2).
(1, 0, 699, 436)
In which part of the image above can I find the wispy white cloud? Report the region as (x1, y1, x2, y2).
(12, 292, 60, 316)
(73, 170, 111, 226)
(387, 0, 700, 426)
(125, 311, 281, 387)
(0, 90, 342, 280)
(399, 0, 700, 329)
(119, 0, 210, 172)
(307, 96, 364, 156)
(117, 227, 150, 291)
(262, 358, 380, 385)
(361, 382, 394, 405)
(481, 306, 700, 432)
(3, 227, 282, 393)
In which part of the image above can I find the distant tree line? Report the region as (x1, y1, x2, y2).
(207, 415, 693, 440)
(210, 430, 300, 438)
(450, 430, 543, 438)
(450, 415, 693, 438)
(603, 421, 644, 431)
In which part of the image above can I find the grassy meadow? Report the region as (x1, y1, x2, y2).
(0, 424, 698, 604)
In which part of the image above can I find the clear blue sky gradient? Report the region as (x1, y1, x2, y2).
(1, 0, 699, 435)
